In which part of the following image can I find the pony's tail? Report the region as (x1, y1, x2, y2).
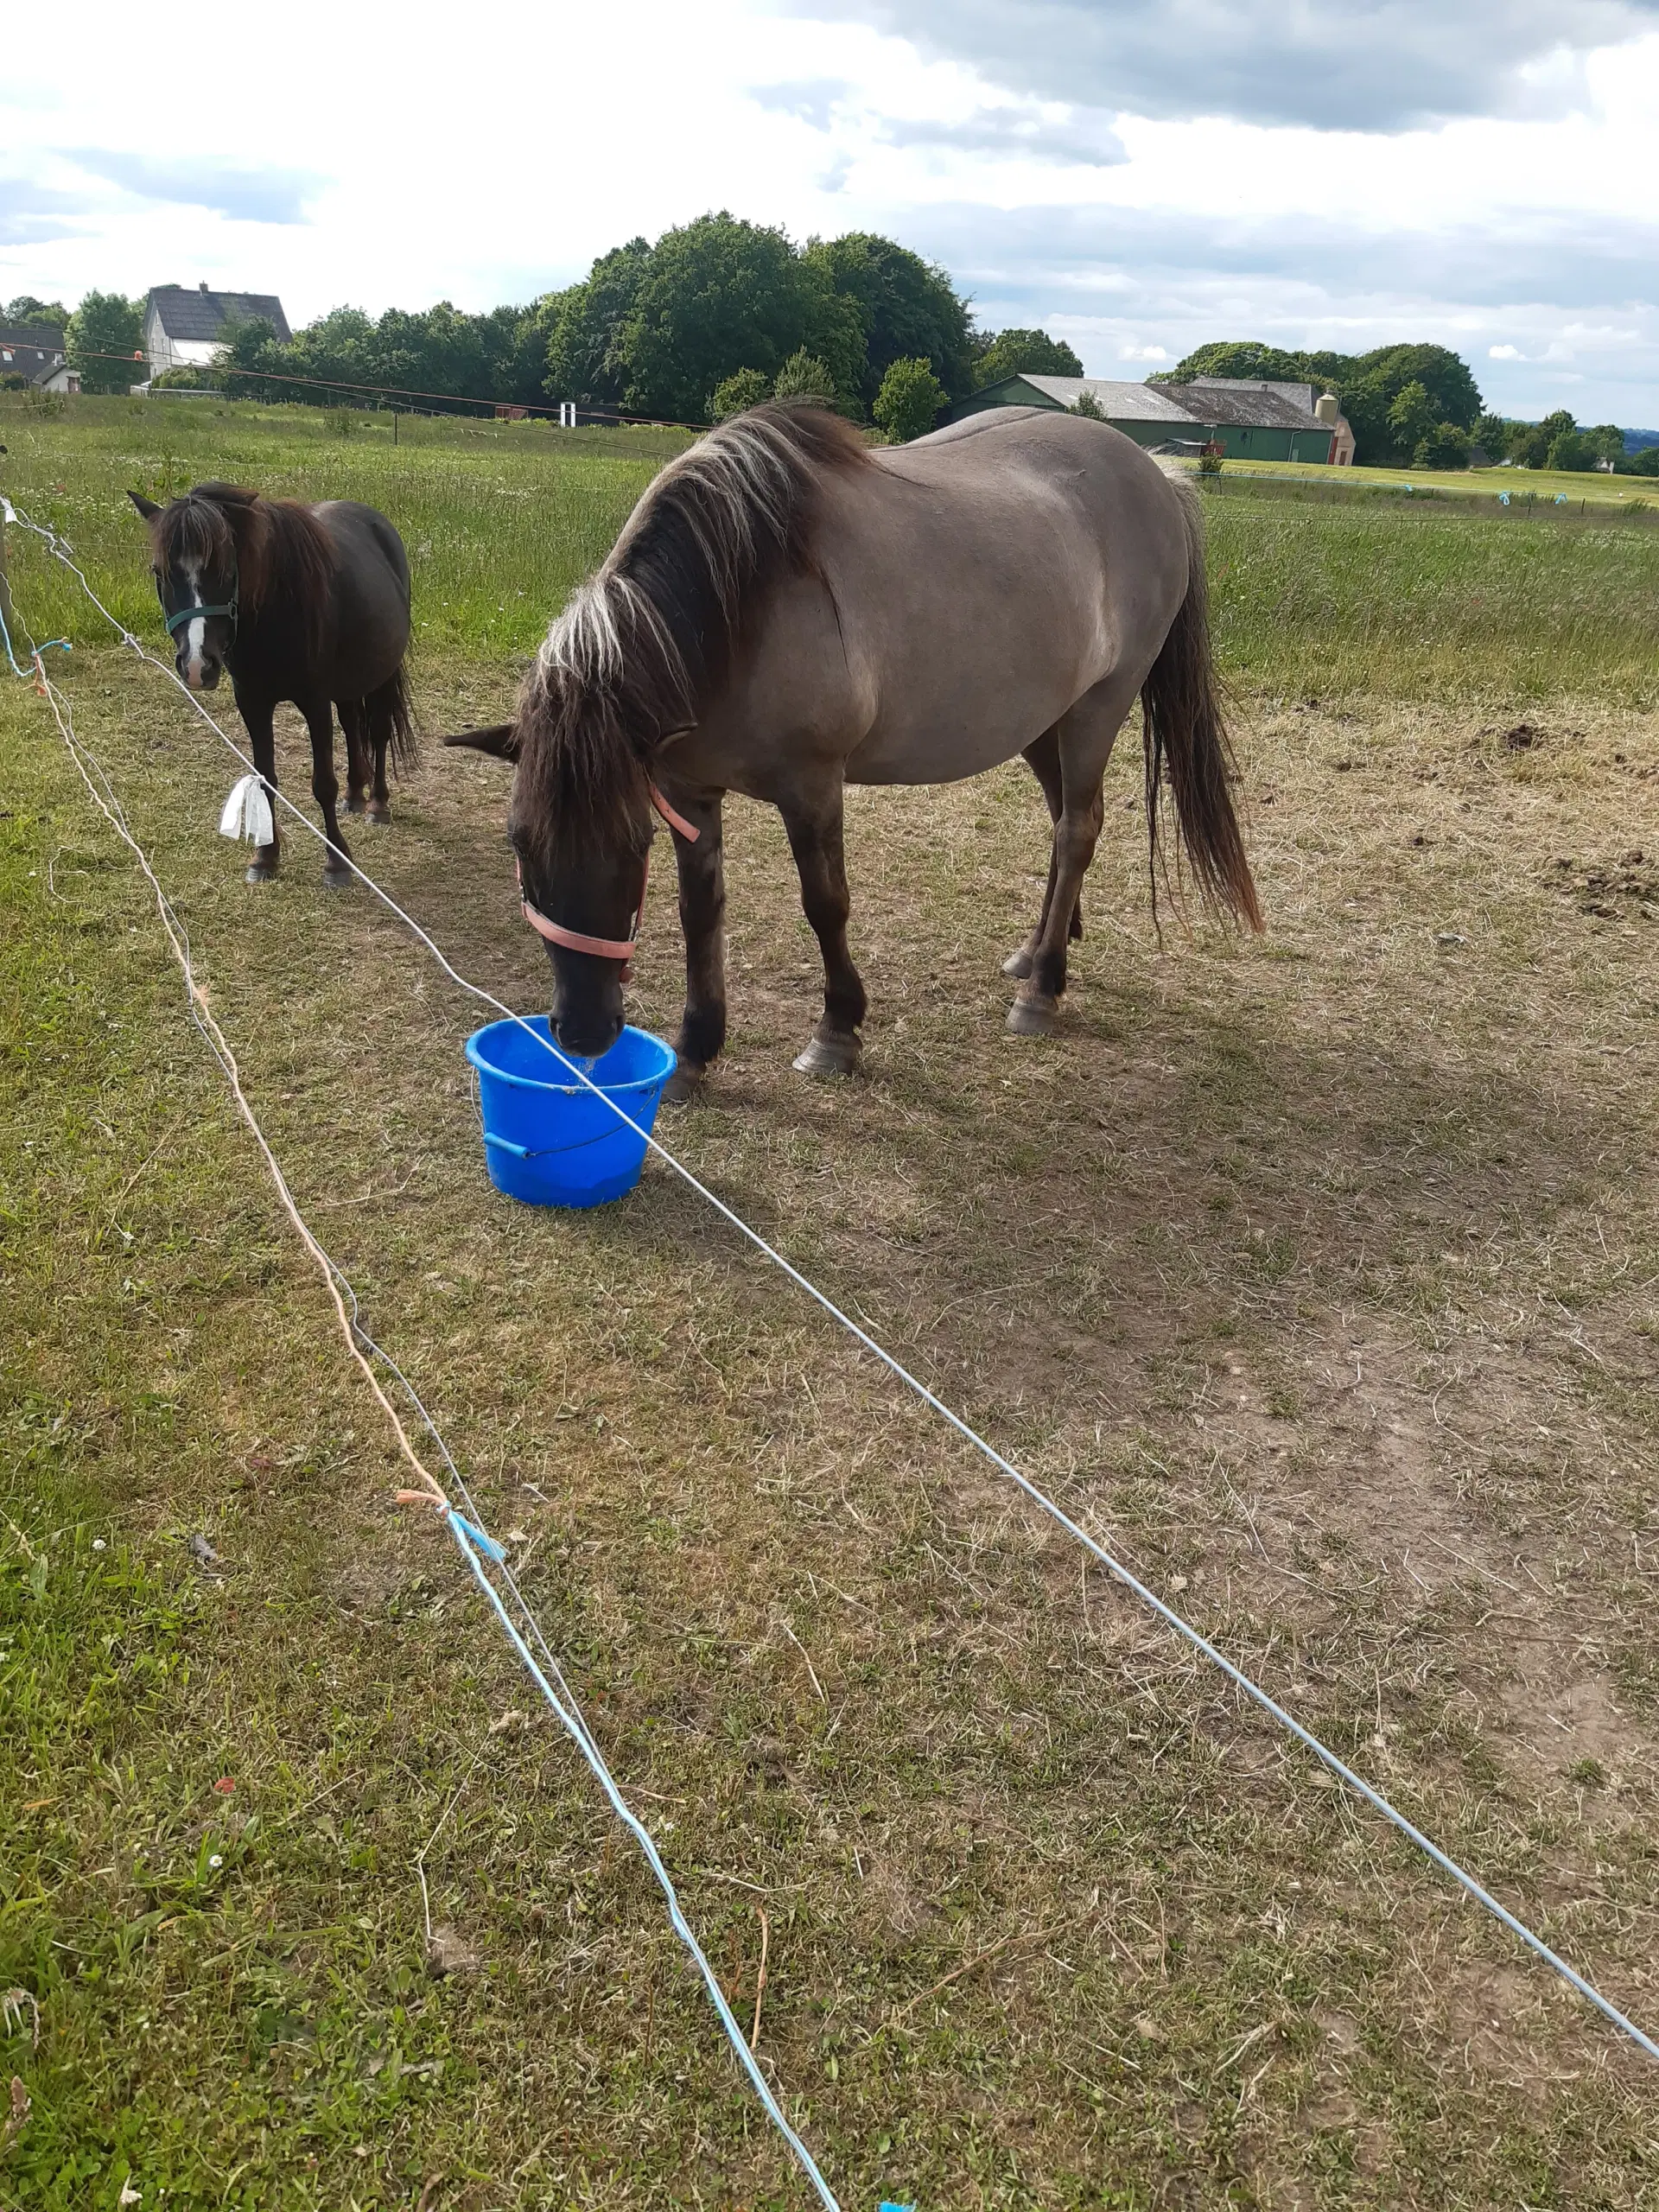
(368, 664, 419, 779)
(1140, 488, 1262, 932)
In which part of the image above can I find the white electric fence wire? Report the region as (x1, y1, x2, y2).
(22, 642, 838, 2210)
(11, 499, 1658, 2069)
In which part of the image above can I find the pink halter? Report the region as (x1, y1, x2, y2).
(518, 785, 700, 975)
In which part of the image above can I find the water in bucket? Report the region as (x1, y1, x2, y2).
(465, 1018, 677, 1208)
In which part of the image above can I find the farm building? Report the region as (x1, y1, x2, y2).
(947, 372, 1353, 464)
(0, 321, 78, 393)
(142, 283, 291, 380)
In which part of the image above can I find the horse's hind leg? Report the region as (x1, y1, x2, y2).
(340, 700, 371, 815)
(302, 697, 353, 887)
(1002, 725, 1084, 980)
(1007, 675, 1134, 1037)
(781, 782, 867, 1077)
(363, 682, 396, 823)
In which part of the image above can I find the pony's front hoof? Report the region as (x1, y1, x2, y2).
(344, 793, 366, 815)
(365, 801, 392, 825)
(322, 861, 354, 890)
(792, 1033, 861, 1078)
(1006, 991, 1059, 1038)
(1001, 946, 1034, 979)
(662, 1064, 706, 1109)
(245, 860, 280, 886)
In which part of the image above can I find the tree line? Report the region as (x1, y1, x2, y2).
(16, 260, 1650, 472)
(22, 220, 1083, 432)
(1157, 340, 1655, 474)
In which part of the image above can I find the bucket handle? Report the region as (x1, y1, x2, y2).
(483, 1123, 639, 1164)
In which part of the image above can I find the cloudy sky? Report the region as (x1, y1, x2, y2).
(5, 0, 1657, 425)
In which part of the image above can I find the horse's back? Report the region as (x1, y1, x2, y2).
(312, 500, 410, 694)
(314, 500, 410, 601)
(812, 410, 1193, 785)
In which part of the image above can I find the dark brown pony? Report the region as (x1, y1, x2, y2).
(447, 402, 1259, 1088)
(130, 482, 416, 883)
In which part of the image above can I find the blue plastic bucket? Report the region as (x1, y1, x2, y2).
(464, 1018, 676, 1209)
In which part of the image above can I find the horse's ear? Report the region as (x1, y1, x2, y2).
(129, 491, 162, 521)
(442, 722, 520, 761)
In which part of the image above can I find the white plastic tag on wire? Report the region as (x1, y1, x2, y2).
(218, 772, 275, 845)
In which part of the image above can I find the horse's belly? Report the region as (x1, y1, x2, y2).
(845, 715, 1041, 785)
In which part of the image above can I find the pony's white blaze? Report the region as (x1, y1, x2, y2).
(179, 561, 207, 687)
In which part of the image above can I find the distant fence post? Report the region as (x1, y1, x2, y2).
(0, 501, 14, 654)
(558, 400, 576, 429)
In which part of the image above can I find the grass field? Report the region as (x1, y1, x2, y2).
(3, 398, 1659, 2210)
(4, 395, 1658, 708)
(1203, 454, 1654, 511)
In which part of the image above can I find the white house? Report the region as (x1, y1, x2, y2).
(143, 283, 291, 378)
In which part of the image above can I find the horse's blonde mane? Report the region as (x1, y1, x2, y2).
(515, 403, 868, 864)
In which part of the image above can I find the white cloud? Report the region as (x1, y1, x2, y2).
(2, 0, 1656, 423)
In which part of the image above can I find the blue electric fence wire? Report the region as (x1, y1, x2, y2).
(444, 1508, 841, 2211)
(0, 591, 68, 679)
(9, 493, 1658, 2075)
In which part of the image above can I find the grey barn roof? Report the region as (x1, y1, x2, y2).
(147, 285, 291, 344)
(1019, 375, 1201, 422)
(1166, 378, 1321, 428)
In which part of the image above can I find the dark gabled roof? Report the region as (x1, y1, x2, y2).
(1163, 378, 1321, 429)
(146, 285, 291, 343)
(0, 321, 66, 352)
(0, 326, 69, 385)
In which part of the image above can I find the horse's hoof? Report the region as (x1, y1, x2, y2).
(365, 802, 392, 825)
(322, 863, 353, 890)
(245, 861, 279, 886)
(344, 793, 366, 815)
(1001, 947, 1034, 979)
(792, 1033, 861, 1078)
(1006, 992, 1059, 1038)
(662, 1064, 705, 1108)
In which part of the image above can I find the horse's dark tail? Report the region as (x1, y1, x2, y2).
(1140, 484, 1262, 933)
(367, 664, 420, 779)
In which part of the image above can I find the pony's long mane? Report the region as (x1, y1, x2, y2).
(157, 483, 335, 663)
(514, 403, 869, 867)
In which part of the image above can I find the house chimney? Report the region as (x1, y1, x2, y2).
(200, 281, 210, 293)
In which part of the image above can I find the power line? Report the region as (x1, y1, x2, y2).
(64, 349, 706, 432)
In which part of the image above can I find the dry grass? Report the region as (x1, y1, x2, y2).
(4, 639, 1659, 2209)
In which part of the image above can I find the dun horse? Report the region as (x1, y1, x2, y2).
(130, 483, 416, 884)
(446, 403, 1260, 1094)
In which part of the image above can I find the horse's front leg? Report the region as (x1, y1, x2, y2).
(663, 788, 728, 1108)
(780, 783, 867, 1077)
(238, 692, 282, 886)
(302, 696, 353, 886)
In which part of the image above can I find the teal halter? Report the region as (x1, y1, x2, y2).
(165, 595, 238, 639)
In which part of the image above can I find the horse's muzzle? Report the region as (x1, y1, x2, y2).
(180, 652, 223, 691)
(552, 1005, 624, 1062)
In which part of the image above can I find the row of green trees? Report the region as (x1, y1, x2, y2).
(25, 269, 1650, 467)
(31, 221, 1092, 426)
